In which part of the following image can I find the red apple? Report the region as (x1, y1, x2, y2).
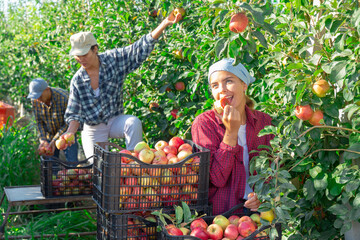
(207, 223, 224, 240)
(134, 141, 150, 154)
(168, 156, 180, 164)
(224, 224, 239, 240)
(155, 140, 168, 151)
(228, 215, 240, 226)
(163, 145, 178, 155)
(119, 149, 132, 163)
(178, 143, 192, 152)
(175, 81, 185, 91)
(171, 109, 180, 119)
(229, 12, 248, 33)
(238, 216, 253, 224)
(167, 227, 183, 236)
(152, 155, 168, 165)
(169, 137, 184, 150)
(166, 153, 177, 160)
(213, 215, 230, 231)
(295, 105, 314, 121)
(308, 110, 324, 126)
(138, 149, 154, 164)
(190, 218, 208, 231)
(238, 221, 257, 237)
(190, 227, 209, 240)
(55, 138, 66, 150)
(312, 79, 330, 97)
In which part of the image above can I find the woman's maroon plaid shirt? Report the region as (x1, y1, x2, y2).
(191, 105, 273, 215)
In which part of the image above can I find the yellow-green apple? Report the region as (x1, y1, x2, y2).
(207, 223, 224, 240)
(179, 227, 190, 235)
(138, 149, 154, 164)
(164, 145, 177, 155)
(238, 221, 256, 237)
(308, 110, 324, 126)
(173, 7, 186, 20)
(177, 149, 193, 161)
(55, 138, 66, 150)
(190, 227, 209, 240)
(152, 155, 168, 165)
(154, 149, 166, 157)
(63, 132, 75, 143)
(66, 169, 77, 180)
(134, 141, 150, 154)
(295, 105, 314, 121)
(161, 169, 174, 184)
(139, 173, 153, 186)
(119, 186, 132, 196)
(229, 12, 248, 33)
(119, 149, 132, 163)
(173, 50, 184, 60)
(228, 215, 240, 226)
(175, 81, 185, 91)
(190, 218, 208, 231)
(224, 224, 240, 240)
(213, 215, 230, 231)
(260, 209, 275, 223)
(144, 187, 157, 201)
(312, 79, 330, 97)
(155, 140, 168, 151)
(250, 213, 261, 226)
(178, 143, 192, 152)
(169, 137, 184, 150)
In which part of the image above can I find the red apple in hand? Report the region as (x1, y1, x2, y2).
(55, 138, 66, 150)
(229, 12, 248, 33)
(295, 105, 314, 121)
(207, 223, 224, 240)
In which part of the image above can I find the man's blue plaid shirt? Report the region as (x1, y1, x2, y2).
(65, 33, 157, 127)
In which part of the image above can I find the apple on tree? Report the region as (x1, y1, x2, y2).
(312, 79, 330, 97)
(229, 12, 248, 33)
(175, 81, 185, 91)
(308, 110, 324, 126)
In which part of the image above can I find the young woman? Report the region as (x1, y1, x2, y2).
(191, 58, 273, 215)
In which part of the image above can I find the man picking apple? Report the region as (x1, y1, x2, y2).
(27, 78, 78, 162)
(192, 59, 272, 215)
(61, 8, 184, 162)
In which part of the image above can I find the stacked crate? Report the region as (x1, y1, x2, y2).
(41, 156, 93, 197)
(92, 140, 211, 239)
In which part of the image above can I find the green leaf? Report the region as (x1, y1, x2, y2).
(258, 125, 276, 137)
(310, 165, 322, 178)
(328, 204, 348, 216)
(215, 38, 228, 58)
(252, 31, 268, 49)
(353, 194, 360, 208)
(304, 179, 316, 200)
(343, 143, 360, 160)
(314, 173, 328, 190)
(286, 63, 303, 70)
(175, 205, 183, 225)
(330, 61, 347, 82)
(181, 201, 192, 223)
(238, 3, 265, 24)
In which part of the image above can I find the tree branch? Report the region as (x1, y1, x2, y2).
(288, 148, 360, 172)
(297, 125, 360, 139)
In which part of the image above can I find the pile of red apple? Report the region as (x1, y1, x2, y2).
(51, 167, 93, 196)
(114, 137, 202, 209)
(166, 213, 266, 240)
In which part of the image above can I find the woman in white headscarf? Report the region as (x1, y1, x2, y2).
(191, 58, 273, 215)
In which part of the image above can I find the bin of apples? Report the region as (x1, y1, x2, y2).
(156, 202, 281, 240)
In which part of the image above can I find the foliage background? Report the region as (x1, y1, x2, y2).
(0, 0, 360, 239)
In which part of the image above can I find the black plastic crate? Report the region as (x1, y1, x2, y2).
(40, 156, 93, 197)
(96, 206, 158, 240)
(159, 204, 282, 240)
(92, 140, 210, 213)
